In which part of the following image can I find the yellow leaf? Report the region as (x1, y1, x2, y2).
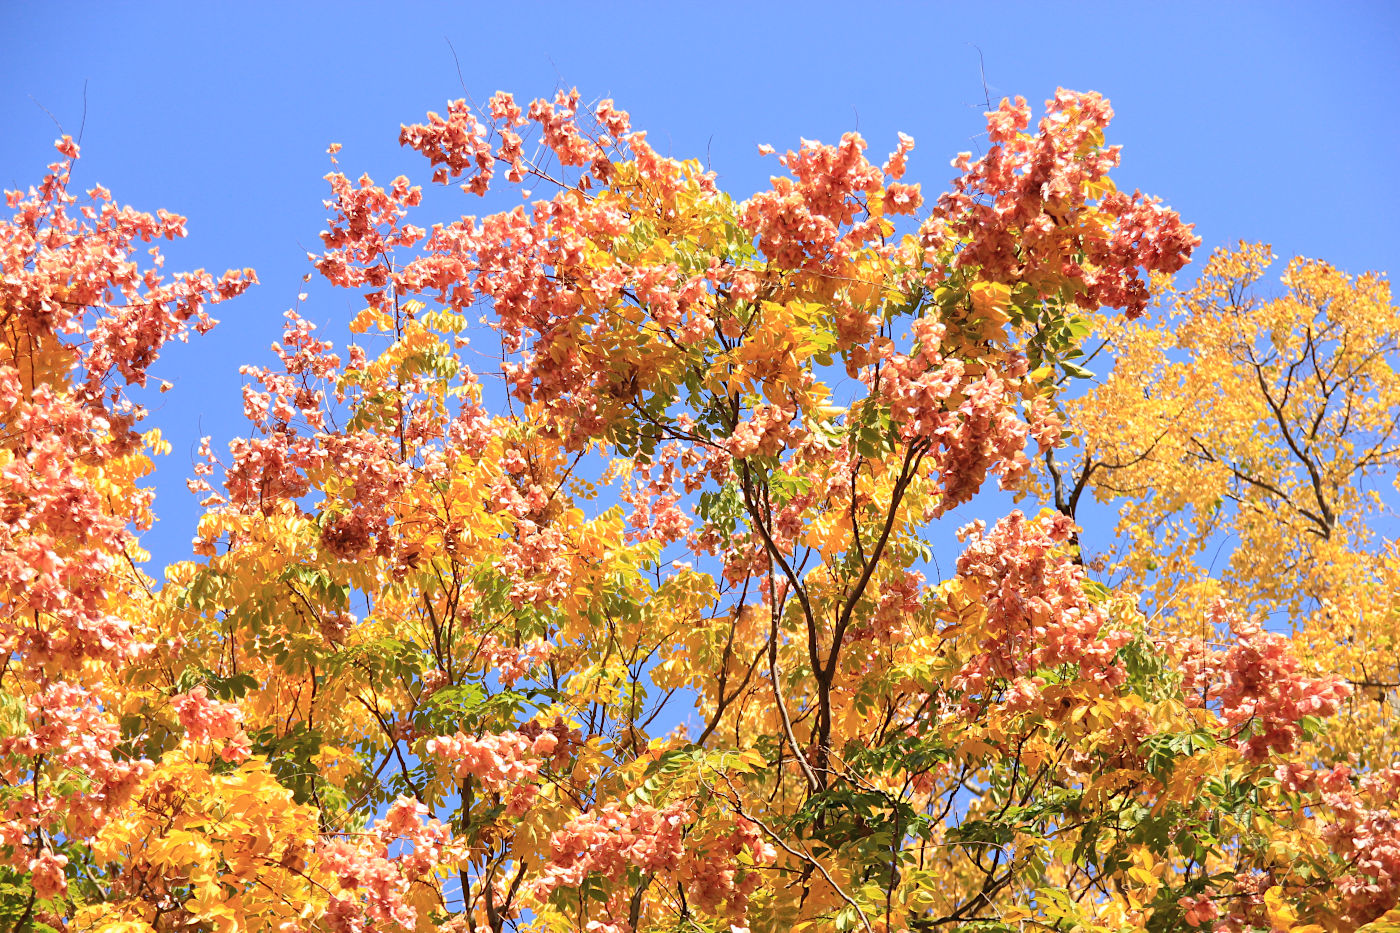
(1264, 886, 1297, 930)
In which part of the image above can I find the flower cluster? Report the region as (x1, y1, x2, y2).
(172, 685, 252, 763)
(28, 849, 69, 900)
(951, 511, 1131, 710)
(740, 131, 920, 272)
(1307, 765, 1400, 922)
(532, 801, 691, 899)
(315, 171, 424, 300)
(530, 801, 777, 932)
(619, 442, 697, 547)
(424, 729, 548, 815)
(927, 89, 1198, 318)
(317, 796, 463, 932)
(868, 316, 1063, 513)
(1174, 602, 1349, 760)
(477, 635, 553, 686)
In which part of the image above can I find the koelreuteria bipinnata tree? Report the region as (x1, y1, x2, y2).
(2, 90, 1397, 933)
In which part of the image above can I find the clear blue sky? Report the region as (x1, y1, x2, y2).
(3, 0, 1398, 568)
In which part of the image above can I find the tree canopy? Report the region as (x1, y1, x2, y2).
(2, 88, 1398, 933)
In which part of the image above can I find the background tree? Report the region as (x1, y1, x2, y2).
(1044, 242, 1400, 766)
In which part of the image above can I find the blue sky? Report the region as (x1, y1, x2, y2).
(2, 0, 1398, 569)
